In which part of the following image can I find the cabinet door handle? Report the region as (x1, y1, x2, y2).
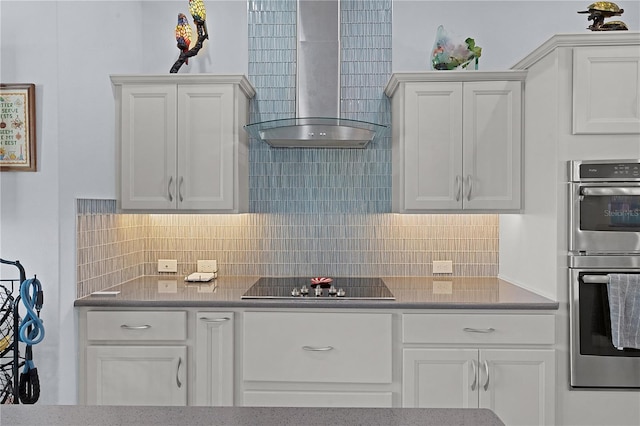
(302, 345, 334, 352)
(168, 176, 174, 202)
(176, 357, 182, 388)
(455, 175, 462, 201)
(178, 176, 184, 202)
(200, 317, 231, 322)
(482, 360, 490, 391)
(463, 327, 495, 333)
(120, 324, 151, 330)
(470, 359, 478, 391)
(465, 175, 473, 201)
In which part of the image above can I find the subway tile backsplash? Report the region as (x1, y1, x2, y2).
(76, 199, 498, 298)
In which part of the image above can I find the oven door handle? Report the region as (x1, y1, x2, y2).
(581, 275, 610, 284)
(580, 187, 640, 196)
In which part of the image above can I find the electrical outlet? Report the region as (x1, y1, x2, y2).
(158, 259, 178, 273)
(432, 260, 453, 274)
(197, 260, 218, 273)
(433, 280, 453, 294)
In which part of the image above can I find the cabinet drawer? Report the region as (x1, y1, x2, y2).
(243, 312, 392, 384)
(243, 390, 393, 407)
(403, 313, 554, 345)
(87, 311, 187, 341)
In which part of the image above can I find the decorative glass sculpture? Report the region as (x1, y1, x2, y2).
(430, 25, 482, 71)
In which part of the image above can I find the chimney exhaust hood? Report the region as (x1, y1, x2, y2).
(244, 0, 387, 148)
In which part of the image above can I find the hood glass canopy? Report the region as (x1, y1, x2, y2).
(244, 117, 387, 149)
(243, 0, 387, 149)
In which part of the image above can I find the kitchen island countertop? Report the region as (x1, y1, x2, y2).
(74, 275, 558, 310)
(1, 405, 505, 426)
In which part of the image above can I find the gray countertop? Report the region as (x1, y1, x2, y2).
(0, 406, 505, 425)
(74, 275, 558, 310)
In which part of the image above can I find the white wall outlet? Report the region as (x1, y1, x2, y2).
(158, 259, 178, 273)
(432, 260, 453, 274)
(197, 260, 218, 273)
(433, 280, 453, 294)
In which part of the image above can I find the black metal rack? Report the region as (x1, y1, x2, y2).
(0, 258, 26, 404)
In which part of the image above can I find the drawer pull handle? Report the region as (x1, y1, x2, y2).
(470, 360, 477, 391)
(463, 327, 495, 333)
(120, 324, 152, 330)
(200, 317, 231, 322)
(302, 345, 334, 352)
(176, 357, 182, 388)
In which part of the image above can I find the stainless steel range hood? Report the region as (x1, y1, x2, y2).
(244, 0, 387, 148)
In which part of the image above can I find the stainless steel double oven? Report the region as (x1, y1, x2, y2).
(568, 159, 640, 389)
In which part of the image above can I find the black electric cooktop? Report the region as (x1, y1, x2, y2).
(241, 277, 395, 300)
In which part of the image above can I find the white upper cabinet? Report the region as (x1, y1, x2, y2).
(111, 75, 255, 212)
(385, 72, 525, 212)
(573, 45, 640, 134)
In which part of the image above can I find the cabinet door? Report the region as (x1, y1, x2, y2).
(86, 345, 187, 406)
(177, 84, 235, 210)
(403, 82, 463, 210)
(402, 348, 478, 408)
(573, 46, 640, 134)
(462, 81, 521, 210)
(194, 312, 234, 406)
(120, 84, 178, 209)
(479, 349, 555, 426)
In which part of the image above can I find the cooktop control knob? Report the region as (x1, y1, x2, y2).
(300, 285, 309, 295)
(314, 286, 323, 297)
(337, 288, 346, 297)
(328, 285, 338, 296)
(291, 288, 300, 297)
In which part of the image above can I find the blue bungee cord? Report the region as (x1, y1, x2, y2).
(18, 276, 44, 404)
(19, 277, 44, 345)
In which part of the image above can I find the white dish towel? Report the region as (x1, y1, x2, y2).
(608, 274, 640, 350)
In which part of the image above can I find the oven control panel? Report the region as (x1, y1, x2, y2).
(570, 160, 640, 182)
(580, 162, 640, 179)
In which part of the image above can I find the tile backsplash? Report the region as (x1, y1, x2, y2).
(248, 0, 392, 213)
(76, 199, 498, 298)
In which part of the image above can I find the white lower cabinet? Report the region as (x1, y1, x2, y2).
(402, 313, 556, 425)
(80, 309, 234, 407)
(86, 345, 187, 406)
(241, 311, 394, 407)
(194, 311, 234, 406)
(83, 310, 188, 406)
(403, 348, 555, 425)
(79, 307, 557, 416)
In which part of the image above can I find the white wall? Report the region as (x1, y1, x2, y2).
(0, 0, 247, 404)
(393, 1, 640, 71)
(1, 0, 638, 409)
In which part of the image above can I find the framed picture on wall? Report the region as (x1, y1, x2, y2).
(0, 83, 36, 172)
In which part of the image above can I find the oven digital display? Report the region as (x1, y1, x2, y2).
(581, 195, 640, 231)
